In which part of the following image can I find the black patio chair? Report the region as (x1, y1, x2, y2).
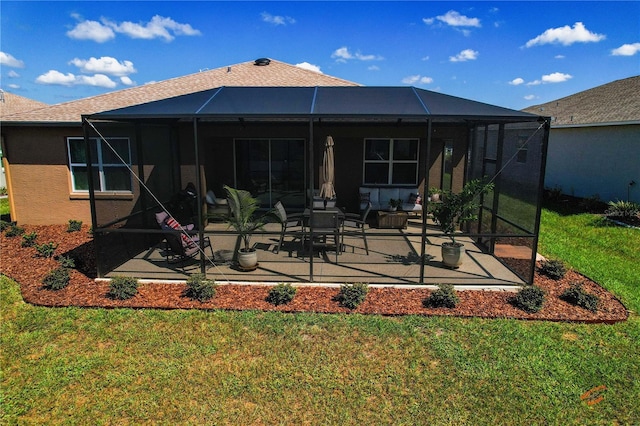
(341, 201, 371, 255)
(304, 210, 341, 262)
(273, 201, 304, 254)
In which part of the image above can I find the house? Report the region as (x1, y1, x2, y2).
(0, 59, 359, 225)
(523, 75, 640, 203)
(0, 91, 48, 188)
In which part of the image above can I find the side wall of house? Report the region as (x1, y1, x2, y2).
(545, 124, 640, 203)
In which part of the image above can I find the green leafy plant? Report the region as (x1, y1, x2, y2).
(605, 200, 640, 218)
(561, 282, 599, 312)
(57, 255, 76, 268)
(0, 186, 7, 196)
(107, 276, 139, 300)
(431, 179, 495, 245)
(21, 231, 38, 247)
(266, 283, 297, 306)
(224, 185, 269, 252)
(423, 284, 459, 308)
(539, 259, 567, 280)
(545, 185, 563, 202)
(512, 285, 545, 313)
(388, 198, 402, 208)
(336, 282, 369, 309)
(42, 267, 70, 290)
(0, 220, 11, 231)
(185, 273, 216, 302)
(67, 219, 83, 233)
(4, 224, 25, 238)
(35, 242, 57, 258)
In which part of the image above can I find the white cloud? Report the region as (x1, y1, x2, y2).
(68, 14, 200, 43)
(0, 52, 25, 68)
(69, 56, 136, 76)
(261, 12, 296, 25)
(120, 76, 135, 86)
(295, 62, 322, 73)
(8, 70, 20, 78)
(8, 83, 20, 89)
(555, 55, 566, 59)
(401, 75, 434, 85)
(35, 70, 116, 88)
(449, 49, 478, 62)
(524, 95, 537, 101)
(509, 78, 525, 86)
(368, 65, 380, 71)
(526, 72, 573, 86)
(421, 56, 430, 61)
(66, 18, 115, 43)
(424, 10, 481, 28)
(611, 42, 640, 56)
(331, 46, 383, 62)
(525, 22, 605, 47)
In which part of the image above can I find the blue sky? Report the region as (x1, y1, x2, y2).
(1, 1, 638, 110)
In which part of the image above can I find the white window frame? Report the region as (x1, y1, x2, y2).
(67, 137, 132, 193)
(362, 138, 419, 185)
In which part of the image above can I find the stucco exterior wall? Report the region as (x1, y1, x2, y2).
(545, 124, 640, 203)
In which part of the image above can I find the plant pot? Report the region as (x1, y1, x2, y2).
(388, 206, 397, 212)
(237, 249, 258, 270)
(441, 242, 464, 268)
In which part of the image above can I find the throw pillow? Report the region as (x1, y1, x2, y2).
(360, 192, 371, 203)
(164, 217, 195, 247)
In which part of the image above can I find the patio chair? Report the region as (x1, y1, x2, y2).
(304, 210, 341, 262)
(155, 212, 213, 265)
(273, 201, 304, 254)
(205, 190, 229, 221)
(341, 201, 371, 255)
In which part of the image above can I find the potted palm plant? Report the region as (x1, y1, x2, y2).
(224, 185, 268, 270)
(431, 179, 494, 268)
(388, 198, 401, 212)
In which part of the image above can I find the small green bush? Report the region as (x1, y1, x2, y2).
(336, 282, 369, 309)
(67, 219, 83, 233)
(57, 255, 76, 268)
(539, 259, 567, 280)
(605, 200, 640, 218)
(35, 242, 58, 258)
(266, 283, 297, 306)
(561, 282, 599, 312)
(512, 285, 545, 313)
(185, 273, 216, 302)
(21, 231, 38, 247)
(5, 224, 25, 238)
(0, 187, 7, 196)
(42, 267, 70, 290)
(108, 276, 139, 300)
(423, 284, 459, 308)
(0, 220, 11, 231)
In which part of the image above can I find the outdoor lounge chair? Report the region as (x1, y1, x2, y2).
(155, 211, 213, 265)
(341, 201, 371, 255)
(273, 201, 304, 254)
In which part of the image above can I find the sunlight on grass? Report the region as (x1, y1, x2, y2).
(2, 275, 639, 424)
(0, 197, 9, 216)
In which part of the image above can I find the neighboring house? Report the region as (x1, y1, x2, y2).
(523, 75, 640, 204)
(0, 91, 48, 188)
(0, 59, 359, 224)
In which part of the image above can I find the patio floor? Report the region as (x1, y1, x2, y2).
(106, 219, 526, 288)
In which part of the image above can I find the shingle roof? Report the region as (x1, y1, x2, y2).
(2, 59, 359, 124)
(522, 75, 640, 126)
(0, 91, 48, 119)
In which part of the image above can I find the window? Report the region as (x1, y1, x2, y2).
(516, 137, 528, 163)
(67, 137, 132, 192)
(363, 138, 418, 185)
(442, 140, 454, 191)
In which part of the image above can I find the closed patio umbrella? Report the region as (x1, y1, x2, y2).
(319, 136, 336, 200)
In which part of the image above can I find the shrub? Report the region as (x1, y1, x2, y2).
(0, 186, 6, 196)
(35, 242, 58, 258)
(5, 224, 25, 238)
(107, 276, 138, 300)
(0, 220, 11, 231)
(266, 283, 297, 306)
(21, 231, 38, 247)
(512, 285, 545, 313)
(561, 282, 599, 312)
(423, 284, 459, 308)
(185, 273, 216, 302)
(42, 267, 70, 290)
(67, 219, 83, 233)
(57, 255, 76, 268)
(539, 259, 567, 280)
(605, 200, 640, 218)
(336, 282, 369, 309)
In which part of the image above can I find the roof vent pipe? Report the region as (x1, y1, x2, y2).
(254, 58, 271, 66)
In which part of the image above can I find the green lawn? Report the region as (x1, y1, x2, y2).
(2, 204, 639, 424)
(0, 197, 9, 217)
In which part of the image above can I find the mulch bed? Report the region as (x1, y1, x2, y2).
(0, 224, 630, 323)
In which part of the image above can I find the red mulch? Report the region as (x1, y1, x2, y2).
(0, 224, 629, 323)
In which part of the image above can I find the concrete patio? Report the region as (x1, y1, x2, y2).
(106, 219, 527, 288)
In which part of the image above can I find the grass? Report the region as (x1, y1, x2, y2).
(2, 275, 639, 424)
(538, 201, 640, 313)
(2, 201, 639, 424)
(0, 197, 9, 217)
